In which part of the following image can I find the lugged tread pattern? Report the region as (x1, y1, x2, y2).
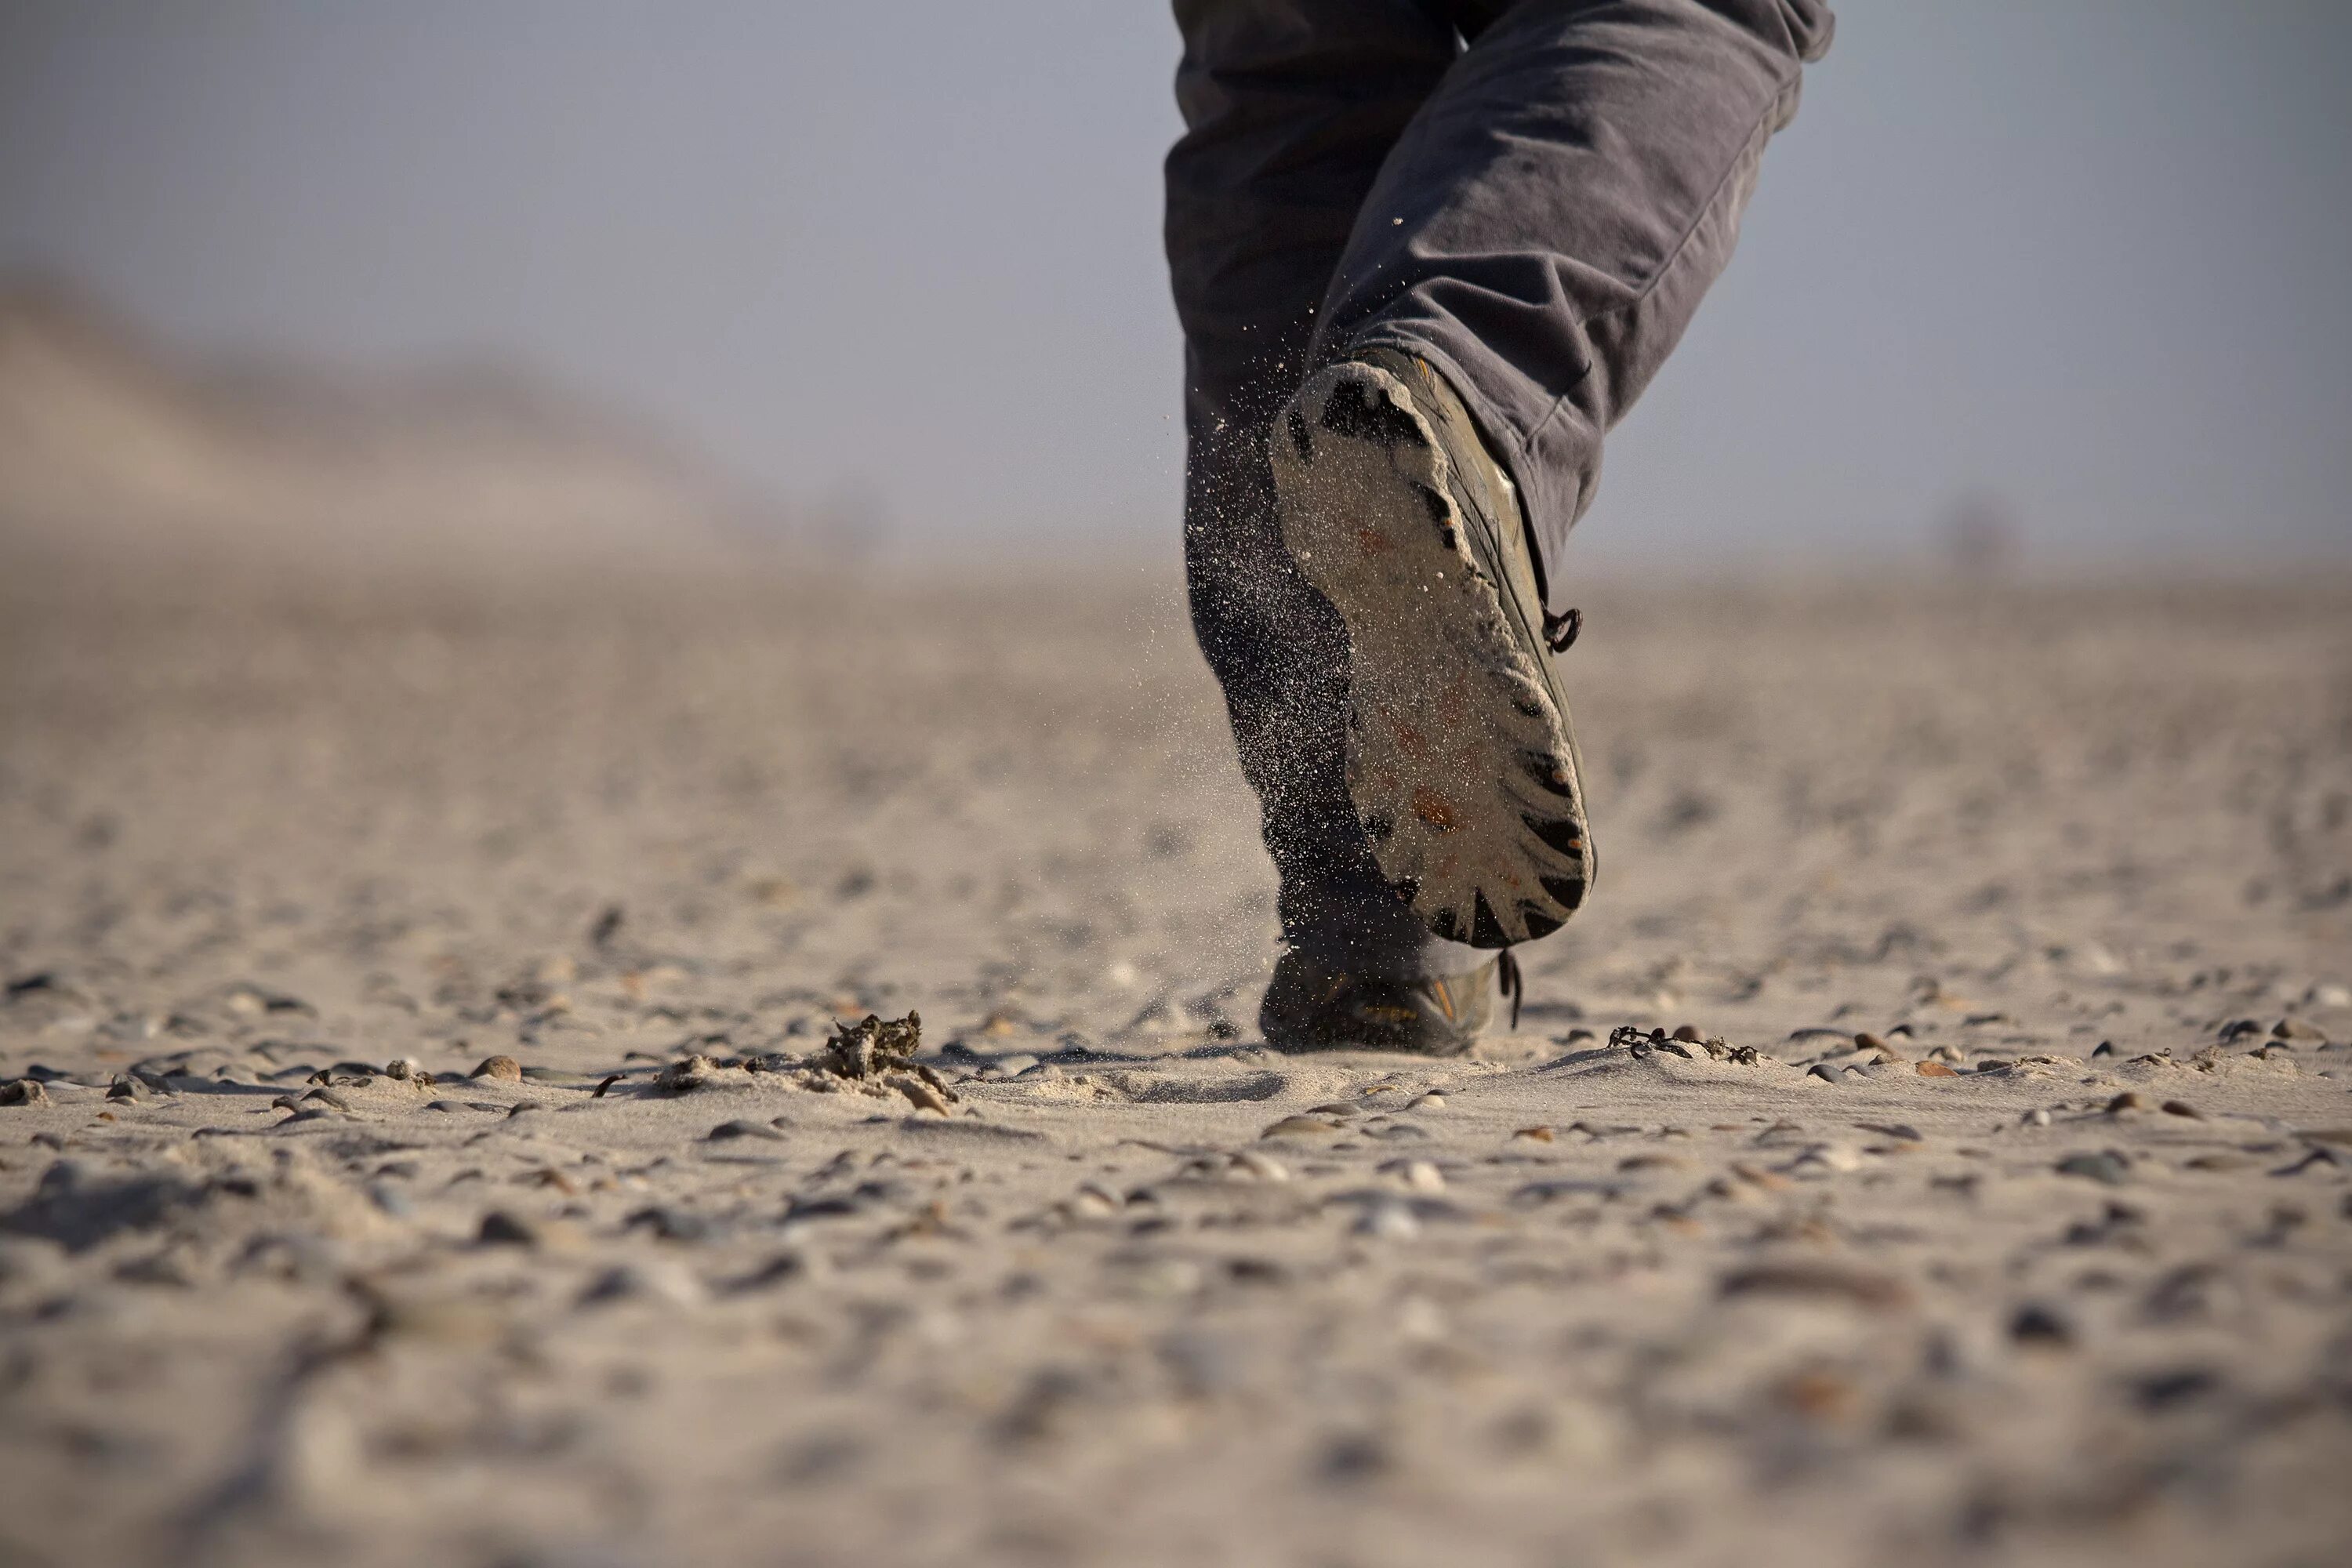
(1271, 360, 1594, 949)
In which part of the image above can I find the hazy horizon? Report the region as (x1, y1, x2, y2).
(4, 2, 2347, 571)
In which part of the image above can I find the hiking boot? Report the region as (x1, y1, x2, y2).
(1271, 347, 1595, 949)
(1260, 946, 1523, 1056)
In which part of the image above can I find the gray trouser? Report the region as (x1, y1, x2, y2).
(1166, 0, 1833, 974)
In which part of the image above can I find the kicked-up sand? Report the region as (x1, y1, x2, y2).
(0, 562, 2347, 1568)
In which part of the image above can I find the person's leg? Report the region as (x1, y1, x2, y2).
(1316, 0, 1836, 589)
(1265, 0, 1831, 949)
(1166, 0, 1483, 979)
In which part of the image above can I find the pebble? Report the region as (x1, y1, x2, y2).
(1512, 1178, 1626, 1205)
(1775, 1368, 1859, 1421)
(1352, 1199, 1420, 1240)
(2055, 1152, 2130, 1185)
(470, 1055, 523, 1083)
(477, 1210, 539, 1246)
(2105, 1092, 2149, 1116)
(2143, 1261, 2238, 1323)
(1380, 1158, 1446, 1192)
(2021, 1108, 2052, 1127)
(1670, 1023, 1704, 1044)
(630, 1205, 717, 1241)
(579, 1260, 704, 1308)
(1511, 1125, 1555, 1142)
(1704, 1175, 1764, 1206)
(1261, 1115, 1338, 1140)
(2008, 1302, 2074, 1347)
(2274, 1147, 2339, 1177)
(724, 1250, 815, 1293)
(1916, 1062, 1958, 1078)
(1158, 1328, 1245, 1399)
(1229, 1150, 1290, 1182)
(706, 1120, 785, 1143)
(2, 1079, 51, 1105)
(1717, 1261, 1912, 1312)
(2161, 1100, 2204, 1120)
(2134, 1367, 2221, 1412)
(367, 1292, 504, 1347)
(896, 1076, 952, 1115)
(1316, 1432, 1393, 1484)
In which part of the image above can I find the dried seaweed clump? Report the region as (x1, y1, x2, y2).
(655, 1054, 717, 1094)
(815, 1012, 956, 1113)
(821, 1012, 924, 1080)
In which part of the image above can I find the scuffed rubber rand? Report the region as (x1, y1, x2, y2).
(1258, 946, 1503, 1057)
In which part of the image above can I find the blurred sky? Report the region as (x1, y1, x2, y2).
(3, 2, 2348, 568)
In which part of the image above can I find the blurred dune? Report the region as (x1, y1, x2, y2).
(0, 274, 786, 579)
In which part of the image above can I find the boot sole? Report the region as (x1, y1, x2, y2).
(1272, 361, 1593, 948)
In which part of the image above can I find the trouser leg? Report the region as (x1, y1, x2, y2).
(1166, 0, 1833, 972)
(1166, 0, 1479, 975)
(1312, 0, 1835, 607)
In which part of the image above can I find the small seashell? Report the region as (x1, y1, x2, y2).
(1070, 1183, 1122, 1218)
(1379, 1158, 1445, 1192)
(1229, 1150, 1290, 1182)
(1261, 1115, 1338, 1140)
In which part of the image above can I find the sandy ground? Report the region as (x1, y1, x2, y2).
(1, 564, 2348, 1568)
